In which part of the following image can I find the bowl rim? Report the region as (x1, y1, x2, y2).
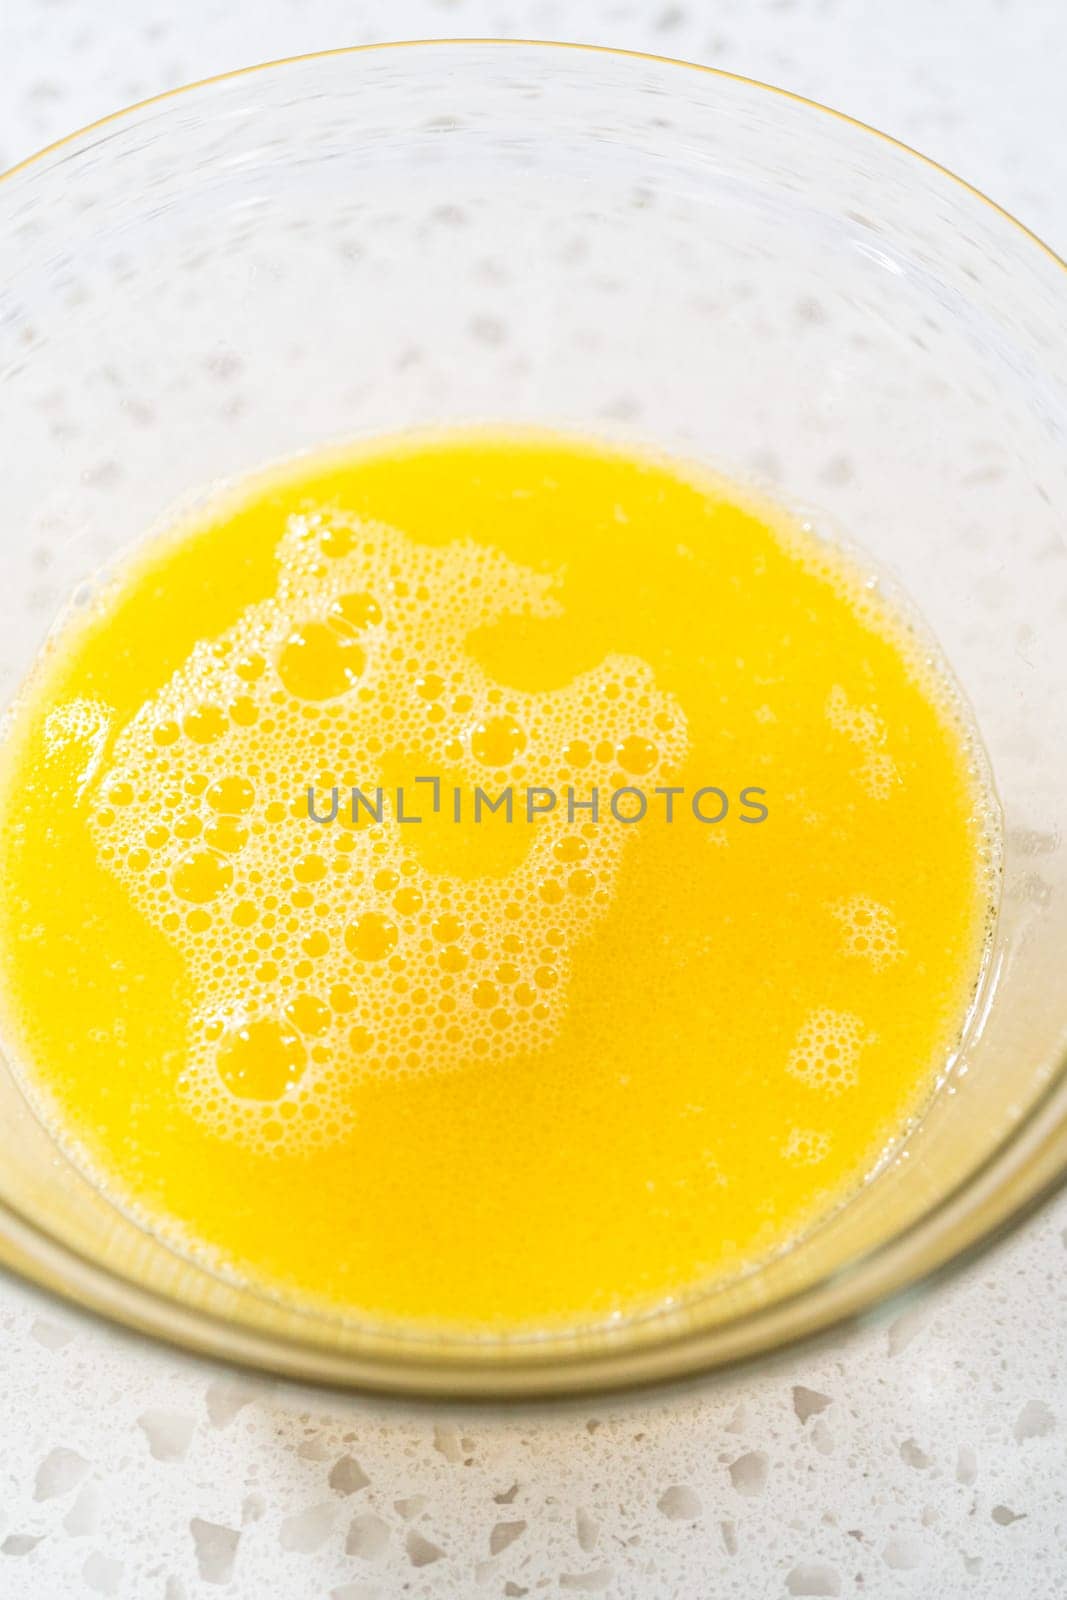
(2, 36, 1066, 1400)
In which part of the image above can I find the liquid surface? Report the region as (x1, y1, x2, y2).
(0, 432, 996, 1330)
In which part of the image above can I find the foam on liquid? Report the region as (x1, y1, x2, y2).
(0, 430, 999, 1330)
(87, 514, 687, 1154)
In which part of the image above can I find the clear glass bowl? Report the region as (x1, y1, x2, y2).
(1, 41, 1065, 1398)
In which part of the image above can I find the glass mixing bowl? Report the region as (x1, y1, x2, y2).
(0, 41, 1065, 1398)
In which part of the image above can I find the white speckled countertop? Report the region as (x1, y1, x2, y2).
(1, 3, 1065, 1597)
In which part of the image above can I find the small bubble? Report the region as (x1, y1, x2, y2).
(284, 994, 331, 1036)
(204, 817, 248, 854)
(172, 849, 233, 904)
(415, 671, 444, 701)
(617, 735, 658, 775)
(293, 854, 326, 884)
(329, 590, 382, 630)
(345, 912, 399, 962)
(319, 525, 354, 559)
(329, 983, 358, 1013)
(471, 714, 526, 767)
(228, 695, 258, 726)
(234, 651, 266, 682)
(217, 1019, 306, 1100)
(183, 705, 228, 744)
(277, 622, 365, 701)
(206, 776, 255, 815)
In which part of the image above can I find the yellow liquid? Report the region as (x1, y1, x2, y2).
(0, 431, 995, 1330)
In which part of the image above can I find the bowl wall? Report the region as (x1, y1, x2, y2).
(1, 43, 1066, 1394)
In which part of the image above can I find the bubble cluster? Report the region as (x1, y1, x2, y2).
(781, 1127, 832, 1166)
(43, 698, 112, 800)
(830, 895, 903, 970)
(784, 521, 1000, 906)
(87, 510, 687, 1152)
(824, 684, 899, 801)
(785, 1008, 874, 1095)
